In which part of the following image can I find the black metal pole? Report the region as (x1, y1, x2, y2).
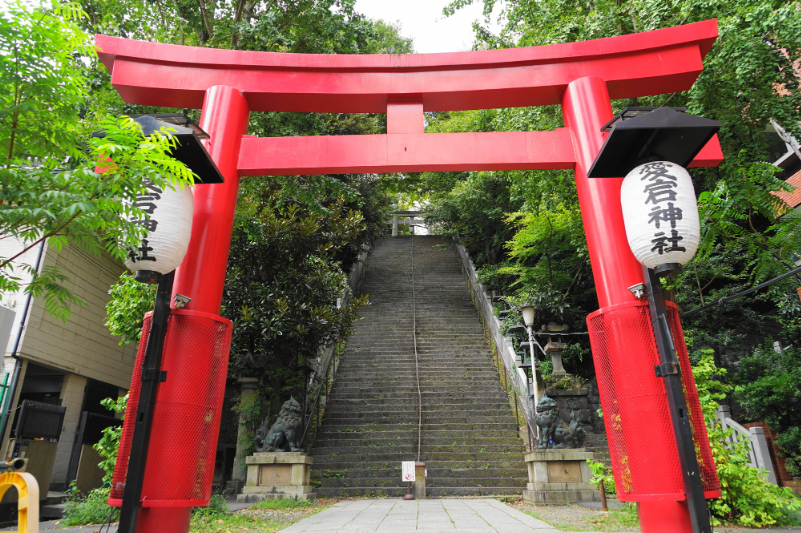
(642, 266, 711, 533)
(118, 271, 175, 533)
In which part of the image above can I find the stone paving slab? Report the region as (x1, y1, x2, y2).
(280, 498, 595, 533)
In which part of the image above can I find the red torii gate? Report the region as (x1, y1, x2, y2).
(97, 19, 723, 533)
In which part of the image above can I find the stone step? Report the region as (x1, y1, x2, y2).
(315, 439, 524, 450)
(322, 408, 511, 419)
(320, 417, 519, 427)
(319, 423, 518, 433)
(312, 451, 520, 462)
(312, 487, 524, 497)
(319, 476, 528, 489)
(309, 237, 528, 498)
(324, 398, 512, 407)
(312, 466, 528, 479)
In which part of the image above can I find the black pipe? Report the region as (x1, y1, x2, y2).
(118, 271, 175, 533)
(644, 266, 711, 533)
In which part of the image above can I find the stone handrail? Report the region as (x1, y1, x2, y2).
(454, 243, 540, 447)
(715, 405, 777, 484)
(302, 244, 371, 450)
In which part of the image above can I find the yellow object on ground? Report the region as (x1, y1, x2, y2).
(0, 471, 39, 533)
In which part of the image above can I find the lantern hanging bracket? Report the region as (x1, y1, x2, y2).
(628, 283, 647, 300)
(141, 368, 167, 383)
(654, 362, 680, 377)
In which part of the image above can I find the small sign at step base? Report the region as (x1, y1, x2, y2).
(402, 461, 415, 482)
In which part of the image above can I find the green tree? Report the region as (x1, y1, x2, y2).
(364, 19, 414, 54)
(223, 179, 369, 412)
(0, 1, 195, 320)
(105, 272, 156, 345)
(692, 351, 801, 526)
(733, 343, 801, 477)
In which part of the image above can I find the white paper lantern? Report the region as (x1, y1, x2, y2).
(620, 161, 700, 272)
(124, 180, 194, 280)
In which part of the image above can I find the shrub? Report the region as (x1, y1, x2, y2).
(93, 394, 127, 483)
(192, 493, 228, 518)
(693, 350, 801, 527)
(61, 485, 119, 526)
(586, 458, 615, 495)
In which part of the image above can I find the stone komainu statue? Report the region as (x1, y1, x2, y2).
(255, 397, 304, 453)
(534, 394, 586, 450)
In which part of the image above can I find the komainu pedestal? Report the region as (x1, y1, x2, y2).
(237, 452, 315, 502)
(522, 449, 599, 505)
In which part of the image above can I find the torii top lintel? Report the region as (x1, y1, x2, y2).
(97, 20, 717, 113)
(96, 20, 722, 176)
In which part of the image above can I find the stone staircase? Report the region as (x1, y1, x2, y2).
(310, 236, 528, 497)
(583, 433, 612, 467)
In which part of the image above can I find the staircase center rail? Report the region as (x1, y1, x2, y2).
(411, 229, 422, 462)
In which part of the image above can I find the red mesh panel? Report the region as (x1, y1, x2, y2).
(587, 301, 719, 501)
(665, 304, 720, 495)
(110, 310, 232, 507)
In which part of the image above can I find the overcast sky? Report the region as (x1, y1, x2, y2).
(354, 0, 499, 54)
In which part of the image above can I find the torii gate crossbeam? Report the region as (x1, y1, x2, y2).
(98, 20, 723, 533)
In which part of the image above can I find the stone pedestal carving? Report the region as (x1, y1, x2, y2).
(522, 449, 599, 505)
(237, 452, 315, 502)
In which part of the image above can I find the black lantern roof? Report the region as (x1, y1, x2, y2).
(94, 114, 224, 184)
(587, 107, 721, 178)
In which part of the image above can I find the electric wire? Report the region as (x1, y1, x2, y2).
(411, 229, 422, 463)
(682, 263, 801, 317)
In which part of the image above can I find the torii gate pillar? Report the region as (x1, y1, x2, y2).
(562, 76, 697, 533)
(133, 86, 250, 533)
(172, 86, 250, 312)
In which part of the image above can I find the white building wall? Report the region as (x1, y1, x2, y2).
(0, 238, 140, 487)
(16, 243, 138, 388)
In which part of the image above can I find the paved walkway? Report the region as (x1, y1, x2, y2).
(7, 498, 800, 533)
(282, 498, 565, 533)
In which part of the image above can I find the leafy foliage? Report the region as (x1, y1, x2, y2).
(733, 343, 801, 477)
(424, 172, 518, 266)
(0, 1, 195, 320)
(62, 484, 118, 526)
(93, 394, 127, 483)
(105, 272, 156, 345)
(223, 179, 369, 411)
(192, 493, 228, 518)
(692, 350, 801, 527)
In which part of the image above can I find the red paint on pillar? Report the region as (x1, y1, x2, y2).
(135, 506, 191, 533)
(172, 85, 251, 314)
(136, 86, 249, 533)
(637, 501, 694, 533)
(562, 77, 696, 533)
(561, 77, 644, 308)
